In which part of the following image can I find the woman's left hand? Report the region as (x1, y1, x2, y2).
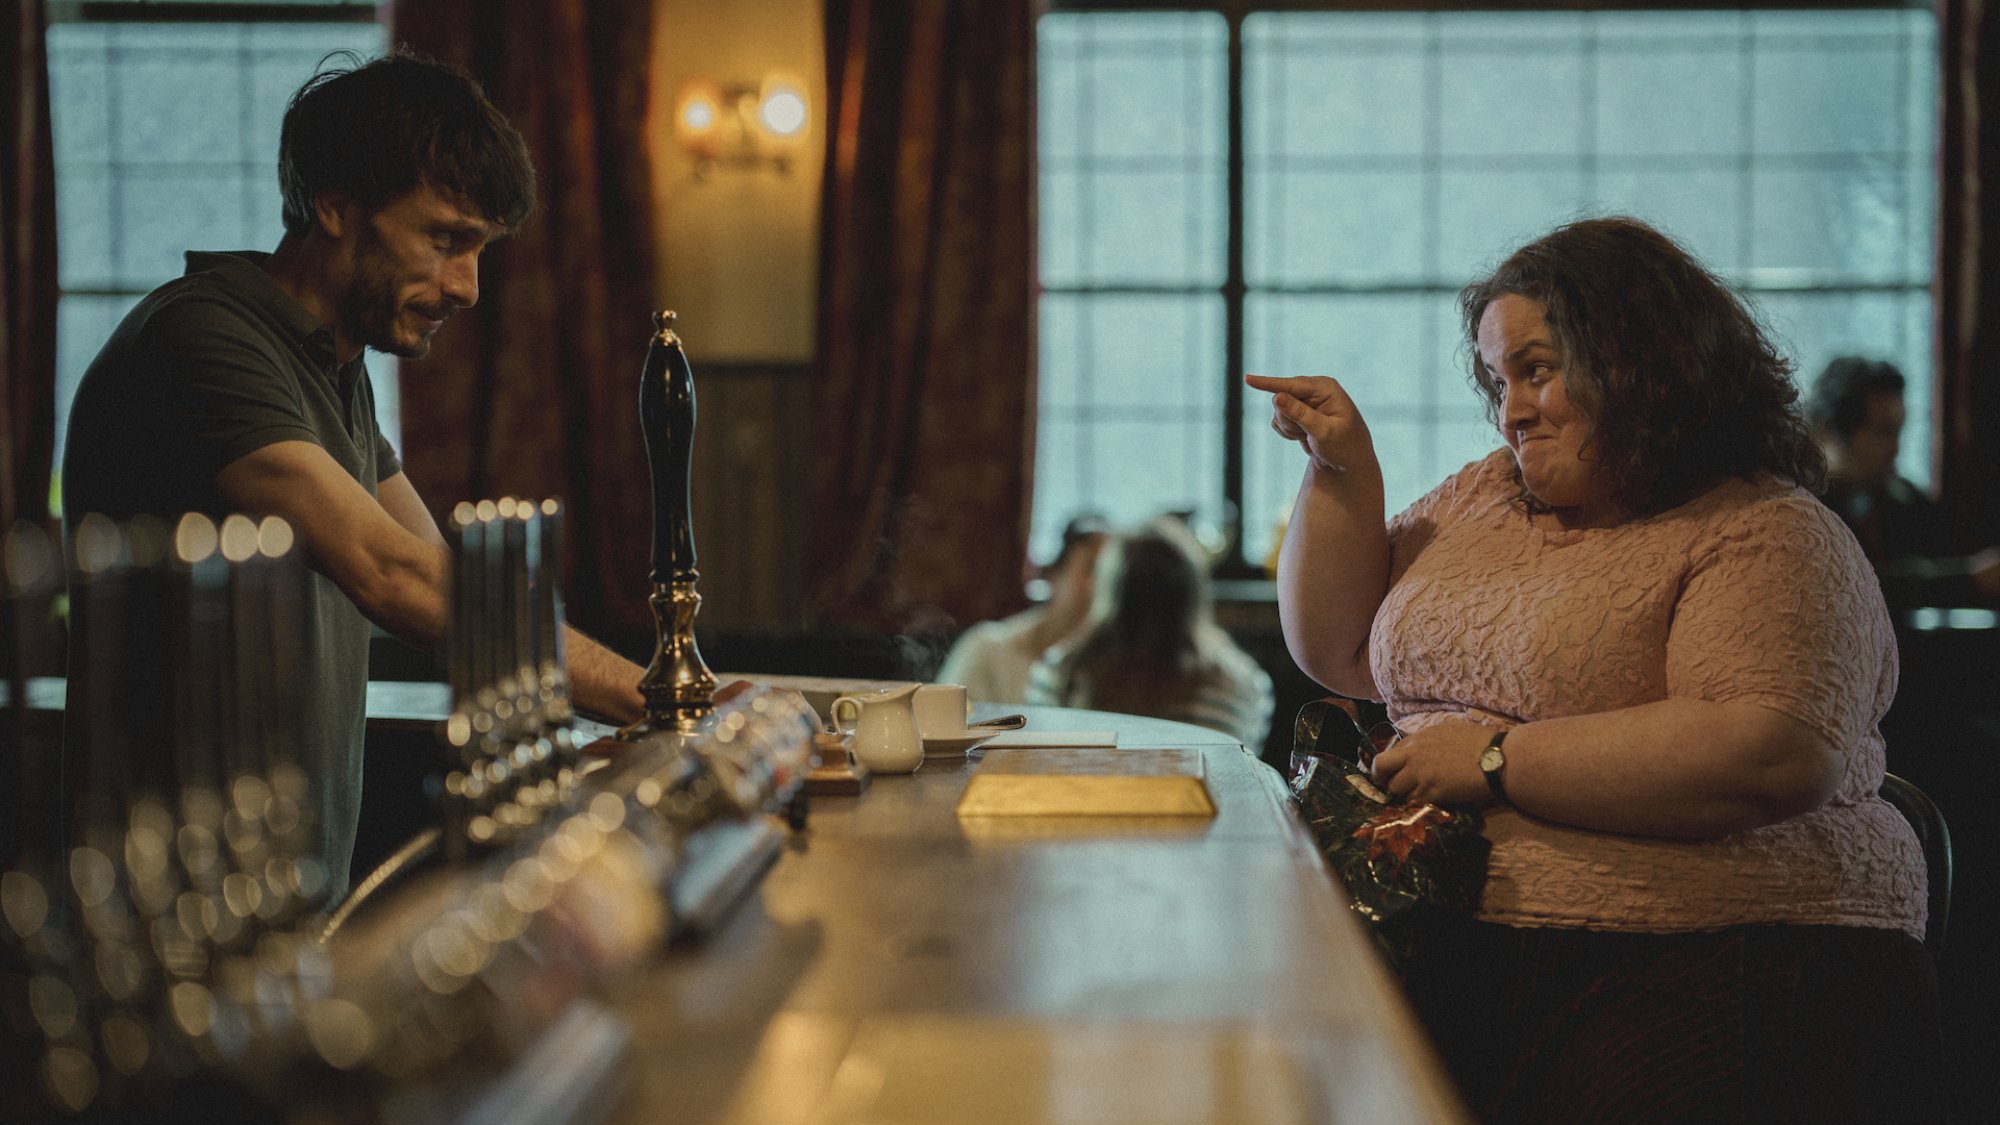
(1370, 721, 1501, 806)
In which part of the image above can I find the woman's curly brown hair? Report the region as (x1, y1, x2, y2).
(1459, 216, 1825, 518)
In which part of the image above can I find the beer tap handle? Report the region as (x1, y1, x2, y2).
(445, 504, 475, 722)
(512, 498, 544, 728)
(474, 500, 504, 723)
(73, 515, 146, 815)
(219, 515, 263, 782)
(536, 499, 571, 720)
(641, 310, 698, 586)
(630, 311, 718, 734)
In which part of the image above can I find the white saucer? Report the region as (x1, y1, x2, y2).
(922, 731, 995, 758)
(714, 673, 920, 725)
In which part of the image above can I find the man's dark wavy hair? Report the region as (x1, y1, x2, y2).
(1459, 216, 1825, 517)
(278, 50, 535, 234)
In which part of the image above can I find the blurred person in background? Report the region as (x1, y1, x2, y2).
(1809, 355, 2000, 611)
(937, 515, 1109, 703)
(1027, 517, 1273, 748)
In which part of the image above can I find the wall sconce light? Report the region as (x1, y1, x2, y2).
(675, 75, 810, 178)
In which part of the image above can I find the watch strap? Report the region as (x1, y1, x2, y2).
(1480, 729, 1510, 804)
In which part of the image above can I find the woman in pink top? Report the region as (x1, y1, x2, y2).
(1248, 217, 1941, 1123)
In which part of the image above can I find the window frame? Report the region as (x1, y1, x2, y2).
(43, 1, 384, 507)
(45, 0, 381, 308)
(1041, 0, 1938, 577)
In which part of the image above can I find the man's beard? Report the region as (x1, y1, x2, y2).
(339, 246, 440, 360)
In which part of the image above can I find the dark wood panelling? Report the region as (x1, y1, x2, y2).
(687, 362, 815, 633)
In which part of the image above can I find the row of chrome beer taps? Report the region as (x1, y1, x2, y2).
(440, 496, 584, 855)
(3, 514, 335, 1116)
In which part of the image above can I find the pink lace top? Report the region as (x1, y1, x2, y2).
(1372, 451, 1925, 939)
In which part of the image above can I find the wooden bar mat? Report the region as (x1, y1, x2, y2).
(955, 747, 1216, 818)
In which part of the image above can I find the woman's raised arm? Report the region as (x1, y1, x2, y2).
(1245, 374, 1391, 699)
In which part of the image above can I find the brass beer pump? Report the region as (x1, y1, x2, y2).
(631, 310, 719, 733)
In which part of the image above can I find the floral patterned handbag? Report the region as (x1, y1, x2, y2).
(1288, 698, 1491, 965)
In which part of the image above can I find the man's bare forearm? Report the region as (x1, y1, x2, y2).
(564, 626, 646, 725)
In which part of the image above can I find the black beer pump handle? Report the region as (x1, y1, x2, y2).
(641, 310, 697, 587)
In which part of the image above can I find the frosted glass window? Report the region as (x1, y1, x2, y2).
(1244, 15, 1430, 162)
(1038, 12, 1227, 290)
(47, 12, 388, 494)
(1037, 7, 1937, 567)
(1437, 33, 1590, 159)
(1595, 45, 1749, 157)
(1035, 12, 1229, 558)
(1242, 292, 1493, 526)
(1590, 168, 1746, 274)
(1750, 165, 1912, 280)
(1433, 169, 1591, 280)
(1035, 291, 1227, 558)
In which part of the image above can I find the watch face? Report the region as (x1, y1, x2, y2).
(1480, 746, 1505, 773)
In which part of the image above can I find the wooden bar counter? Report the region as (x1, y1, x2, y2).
(23, 680, 1464, 1121)
(592, 702, 1468, 1125)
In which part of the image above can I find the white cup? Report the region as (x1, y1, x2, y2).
(913, 683, 971, 740)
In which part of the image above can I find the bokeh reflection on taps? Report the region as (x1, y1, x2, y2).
(3, 506, 818, 1120)
(4, 514, 339, 1118)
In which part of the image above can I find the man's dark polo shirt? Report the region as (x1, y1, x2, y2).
(62, 250, 401, 898)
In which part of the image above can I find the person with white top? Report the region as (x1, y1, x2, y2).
(936, 515, 1108, 703)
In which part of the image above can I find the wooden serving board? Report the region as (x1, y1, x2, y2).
(955, 747, 1216, 818)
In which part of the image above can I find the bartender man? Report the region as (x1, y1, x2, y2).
(62, 52, 647, 896)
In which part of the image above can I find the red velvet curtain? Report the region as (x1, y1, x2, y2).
(389, 0, 663, 635)
(1938, 0, 2000, 540)
(808, 0, 1038, 634)
(2, 0, 56, 533)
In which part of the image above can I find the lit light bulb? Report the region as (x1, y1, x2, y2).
(681, 95, 717, 134)
(758, 82, 808, 138)
(674, 80, 726, 161)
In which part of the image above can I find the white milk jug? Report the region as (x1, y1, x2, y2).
(830, 683, 924, 775)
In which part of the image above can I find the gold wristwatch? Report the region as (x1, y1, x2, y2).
(1478, 729, 1510, 805)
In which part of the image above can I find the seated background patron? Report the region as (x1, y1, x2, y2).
(936, 514, 1108, 703)
(1026, 517, 1273, 749)
(1248, 216, 1942, 1122)
(1809, 354, 2000, 611)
